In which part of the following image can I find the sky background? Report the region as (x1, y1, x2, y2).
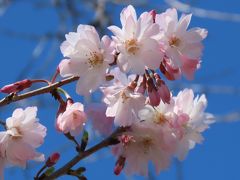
(0, 0, 240, 180)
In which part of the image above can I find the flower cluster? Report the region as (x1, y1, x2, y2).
(0, 4, 213, 179)
(0, 107, 46, 178)
(113, 88, 214, 175)
(56, 4, 212, 176)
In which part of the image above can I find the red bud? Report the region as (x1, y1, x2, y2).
(114, 156, 126, 175)
(149, 10, 157, 23)
(0, 79, 32, 94)
(46, 152, 60, 167)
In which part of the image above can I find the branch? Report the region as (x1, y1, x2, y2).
(165, 0, 240, 22)
(43, 127, 127, 180)
(0, 76, 79, 107)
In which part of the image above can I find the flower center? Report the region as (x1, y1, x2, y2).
(87, 51, 103, 68)
(7, 127, 22, 140)
(120, 91, 130, 103)
(125, 39, 139, 55)
(169, 36, 181, 47)
(154, 112, 167, 125)
(142, 136, 153, 154)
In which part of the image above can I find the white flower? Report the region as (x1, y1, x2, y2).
(0, 107, 46, 171)
(113, 120, 176, 176)
(108, 5, 163, 74)
(59, 25, 115, 95)
(101, 67, 140, 97)
(173, 89, 214, 160)
(155, 8, 207, 68)
(105, 88, 145, 127)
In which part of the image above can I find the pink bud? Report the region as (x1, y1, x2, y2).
(149, 10, 157, 23)
(114, 156, 126, 175)
(157, 81, 171, 104)
(46, 152, 60, 167)
(0, 79, 32, 94)
(148, 88, 160, 106)
(146, 77, 160, 106)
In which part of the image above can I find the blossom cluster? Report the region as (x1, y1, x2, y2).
(0, 4, 213, 178)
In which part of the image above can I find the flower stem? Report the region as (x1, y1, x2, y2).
(43, 127, 127, 180)
(34, 164, 47, 180)
(31, 79, 50, 85)
(57, 88, 71, 99)
(0, 76, 79, 107)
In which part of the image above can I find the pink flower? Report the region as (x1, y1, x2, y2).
(113, 120, 176, 176)
(56, 101, 87, 136)
(180, 56, 200, 80)
(59, 25, 115, 95)
(108, 5, 163, 74)
(156, 8, 207, 79)
(172, 89, 214, 160)
(105, 88, 145, 127)
(0, 107, 46, 173)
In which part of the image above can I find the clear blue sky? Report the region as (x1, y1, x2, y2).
(0, 0, 240, 179)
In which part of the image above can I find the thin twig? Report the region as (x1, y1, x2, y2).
(0, 76, 79, 107)
(34, 165, 47, 180)
(43, 127, 127, 180)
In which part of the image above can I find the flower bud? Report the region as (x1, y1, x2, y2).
(157, 80, 171, 104)
(46, 152, 60, 167)
(0, 79, 32, 94)
(149, 10, 156, 23)
(114, 156, 126, 175)
(148, 88, 160, 106)
(146, 77, 160, 106)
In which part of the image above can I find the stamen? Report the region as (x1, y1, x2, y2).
(169, 36, 181, 47)
(125, 39, 139, 55)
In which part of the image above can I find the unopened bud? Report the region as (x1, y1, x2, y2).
(149, 10, 157, 23)
(46, 152, 60, 167)
(0, 79, 32, 94)
(146, 77, 156, 92)
(157, 81, 171, 104)
(114, 156, 126, 175)
(148, 88, 160, 106)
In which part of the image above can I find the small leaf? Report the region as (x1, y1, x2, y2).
(44, 167, 55, 176)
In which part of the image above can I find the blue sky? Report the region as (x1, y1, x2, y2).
(0, 0, 240, 179)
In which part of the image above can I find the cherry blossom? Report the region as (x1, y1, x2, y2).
(59, 25, 115, 95)
(113, 120, 176, 176)
(56, 100, 87, 136)
(108, 5, 163, 74)
(0, 5, 214, 179)
(105, 87, 145, 127)
(0, 107, 46, 174)
(172, 89, 214, 160)
(155, 8, 207, 79)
